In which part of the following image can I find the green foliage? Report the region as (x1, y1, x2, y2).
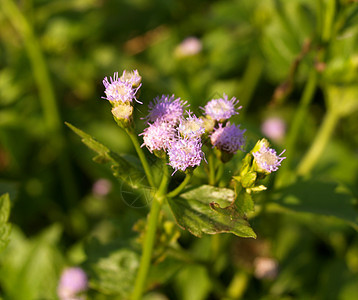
(66, 122, 147, 189)
(1, 0, 358, 299)
(0, 193, 11, 253)
(168, 185, 256, 238)
(270, 179, 358, 229)
(0, 225, 64, 300)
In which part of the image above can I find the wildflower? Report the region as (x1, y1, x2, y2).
(203, 93, 242, 121)
(120, 69, 142, 87)
(178, 111, 205, 139)
(167, 136, 204, 174)
(140, 120, 175, 153)
(210, 122, 246, 154)
(252, 142, 286, 174)
(102, 72, 141, 104)
(175, 37, 202, 57)
(147, 94, 188, 124)
(57, 267, 88, 300)
(261, 117, 286, 142)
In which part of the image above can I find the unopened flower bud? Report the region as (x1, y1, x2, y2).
(111, 104, 133, 128)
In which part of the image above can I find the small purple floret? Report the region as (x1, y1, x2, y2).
(102, 72, 141, 103)
(178, 111, 205, 139)
(147, 94, 188, 124)
(203, 93, 242, 121)
(57, 267, 88, 300)
(167, 136, 204, 174)
(140, 120, 175, 153)
(253, 146, 286, 173)
(210, 122, 246, 153)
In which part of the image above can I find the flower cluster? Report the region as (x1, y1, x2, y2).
(102, 70, 286, 176)
(141, 95, 205, 174)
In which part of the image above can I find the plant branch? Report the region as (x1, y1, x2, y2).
(126, 129, 155, 188)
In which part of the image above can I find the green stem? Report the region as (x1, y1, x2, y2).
(208, 153, 216, 185)
(126, 129, 155, 188)
(2, 0, 61, 133)
(167, 172, 192, 198)
(322, 0, 336, 42)
(131, 160, 168, 300)
(215, 163, 224, 184)
(275, 70, 317, 186)
(239, 55, 263, 115)
(297, 110, 339, 175)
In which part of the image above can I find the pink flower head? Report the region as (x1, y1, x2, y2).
(167, 136, 204, 175)
(203, 93, 242, 121)
(147, 94, 188, 124)
(102, 72, 142, 104)
(140, 120, 176, 153)
(210, 122, 246, 153)
(253, 145, 286, 173)
(178, 111, 205, 139)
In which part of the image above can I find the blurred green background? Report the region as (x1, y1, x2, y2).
(1, 0, 358, 299)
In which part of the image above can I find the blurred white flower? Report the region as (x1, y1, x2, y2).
(92, 178, 112, 197)
(254, 257, 279, 280)
(175, 37, 202, 57)
(261, 117, 286, 142)
(57, 267, 88, 300)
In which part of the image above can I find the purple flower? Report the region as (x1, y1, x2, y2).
(210, 122, 246, 153)
(57, 267, 88, 300)
(140, 120, 175, 153)
(147, 94, 188, 124)
(203, 93, 242, 121)
(261, 117, 286, 142)
(167, 136, 204, 174)
(252, 145, 286, 174)
(102, 72, 141, 104)
(178, 111, 205, 139)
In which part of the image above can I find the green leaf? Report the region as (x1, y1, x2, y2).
(84, 238, 139, 297)
(0, 193, 11, 253)
(65, 122, 146, 188)
(269, 179, 358, 229)
(167, 185, 256, 238)
(0, 225, 63, 300)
